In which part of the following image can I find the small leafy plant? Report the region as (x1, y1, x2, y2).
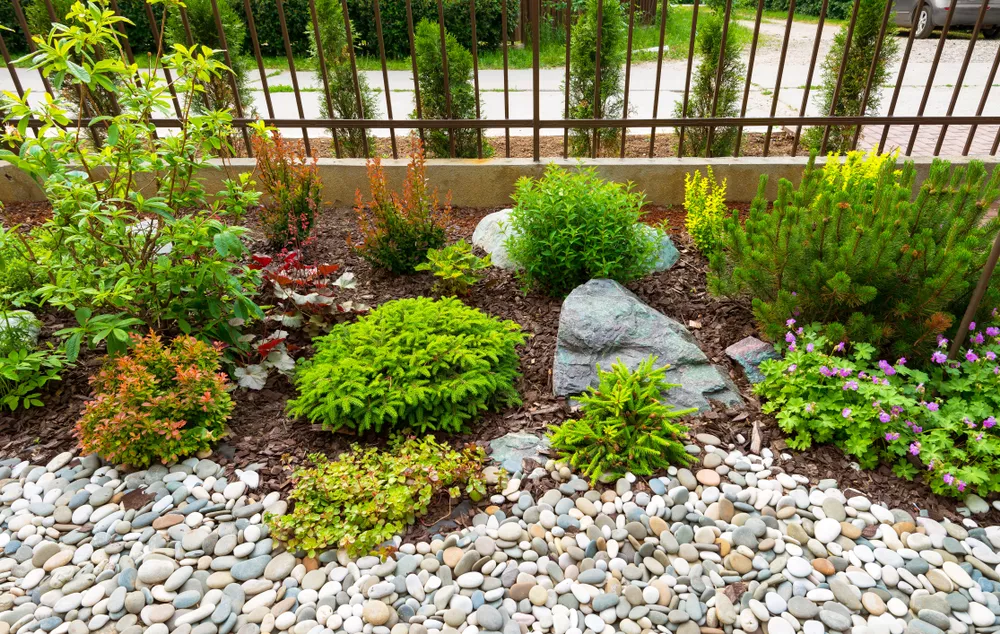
(252, 129, 323, 248)
(0, 346, 65, 411)
(684, 166, 728, 254)
(549, 357, 697, 483)
(353, 144, 450, 273)
(505, 165, 659, 296)
(268, 436, 489, 556)
(288, 296, 525, 434)
(416, 240, 491, 296)
(76, 333, 234, 467)
(253, 251, 362, 333)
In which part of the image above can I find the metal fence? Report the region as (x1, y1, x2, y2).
(2, 0, 1000, 160)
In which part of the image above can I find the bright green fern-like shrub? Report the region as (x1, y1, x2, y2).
(505, 165, 659, 296)
(548, 357, 697, 483)
(288, 297, 525, 434)
(415, 240, 491, 296)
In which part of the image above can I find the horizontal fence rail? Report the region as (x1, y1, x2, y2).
(2, 0, 999, 160)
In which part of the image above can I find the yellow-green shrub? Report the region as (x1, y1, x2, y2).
(684, 166, 727, 254)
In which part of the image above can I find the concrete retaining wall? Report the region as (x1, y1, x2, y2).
(3, 156, 998, 207)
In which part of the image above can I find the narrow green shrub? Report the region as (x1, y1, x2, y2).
(287, 297, 525, 434)
(804, 0, 898, 152)
(268, 436, 489, 556)
(412, 20, 489, 158)
(415, 240, 492, 296)
(683, 166, 727, 254)
(549, 357, 696, 483)
(505, 165, 659, 296)
(568, 0, 627, 156)
(709, 151, 1000, 358)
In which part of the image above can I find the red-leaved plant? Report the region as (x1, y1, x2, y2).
(352, 141, 450, 274)
(76, 333, 234, 467)
(252, 132, 322, 248)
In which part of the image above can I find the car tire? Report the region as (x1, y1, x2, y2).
(984, 25, 1000, 39)
(914, 6, 934, 38)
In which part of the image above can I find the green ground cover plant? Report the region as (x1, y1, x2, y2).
(416, 240, 492, 296)
(287, 297, 525, 434)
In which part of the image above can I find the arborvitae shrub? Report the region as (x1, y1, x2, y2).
(505, 165, 659, 296)
(76, 333, 233, 467)
(353, 144, 450, 274)
(708, 151, 1000, 359)
(568, 0, 627, 156)
(684, 166, 728, 254)
(287, 297, 525, 434)
(268, 436, 489, 556)
(548, 357, 696, 483)
(252, 132, 322, 248)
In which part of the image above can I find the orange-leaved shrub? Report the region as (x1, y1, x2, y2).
(352, 142, 449, 274)
(253, 131, 322, 248)
(76, 333, 234, 467)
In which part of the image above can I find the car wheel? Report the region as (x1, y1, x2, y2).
(984, 25, 1000, 39)
(914, 7, 934, 38)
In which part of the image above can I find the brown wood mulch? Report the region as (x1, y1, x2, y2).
(0, 201, 994, 528)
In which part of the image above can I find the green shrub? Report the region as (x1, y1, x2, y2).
(412, 20, 489, 159)
(287, 296, 525, 434)
(268, 436, 489, 556)
(683, 166, 727, 254)
(673, 6, 745, 157)
(252, 130, 323, 248)
(804, 0, 898, 152)
(0, 229, 34, 299)
(708, 151, 1000, 359)
(505, 165, 659, 296)
(415, 240, 491, 296)
(758, 322, 1000, 497)
(76, 333, 233, 467)
(0, 345, 65, 412)
(353, 146, 449, 274)
(311, 0, 379, 157)
(549, 357, 697, 484)
(568, 0, 627, 156)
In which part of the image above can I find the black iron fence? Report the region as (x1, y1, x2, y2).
(2, 0, 999, 160)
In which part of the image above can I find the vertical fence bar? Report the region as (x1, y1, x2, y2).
(470, 0, 484, 158)
(904, 0, 958, 155)
(562, 0, 571, 158)
(992, 127, 1000, 156)
(590, 0, 604, 158)
(932, 0, 989, 155)
(948, 229, 1000, 360)
(406, 0, 426, 147)
(963, 44, 1000, 155)
(309, 0, 342, 158)
(619, 0, 636, 158)
(818, 0, 861, 155)
(143, 2, 185, 117)
(372, 0, 397, 158)
(340, 0, 369, 158)
(877, 0, 925, 153)
(435, 0, 457, 157)
(677, 0, 700, 158)
(242, 0, 276, 121)
(533, 0, 541, 162)
(733, 0, 764, 157)
(704, 0, 733, 157)
(206, 0, 253, 156)
(848, 0, 894, 151)
(275, 0, 312, 156)
(502, 0, 511, 157)
(790, 0, 827, 155)
(763, 0, 796, 156)
(647, 0, 668, 158)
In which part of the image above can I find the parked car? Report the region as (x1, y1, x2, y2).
(894, 0, 1000, 38)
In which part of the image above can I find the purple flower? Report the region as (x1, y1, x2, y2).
(909, 442, 920, 455)
(839, 368, 853, 378)
(842, 408, 852, 418)
(971, 322, 977, 331)
(785, 332, 796, 344)
(987, 326, 999, 337)
(820, 366, 835, 377)
(806, 343, 815, 353)
(995, 366, 999, 375)
(913, 425, 923, 433)
(984, 416, 996, 429)
(786, 318, 796, 327)
(805, 402, 815, 413)
(988, 351, 997, 361)
(843, 380, 859, 391)
(943, 473, 954, 485)
(882, 379, 891, 386)
(974, 332, 985, 345)
(938, 337, 949, 348)
(958, 480, 967, 492)
(977, 433, 984, 441)
(926, 402, 940, 412)
(797, 327, 804, 335)
(879, 411, 891, 423)
(931, 351, 947, 364)
(891, 406, 904, 416)
(878, 360, 897, 376)
(897, 357, 907, 366)
(966, 351, 980, 363)
(788, 344, 797, 352)
(787, 364, 798, 372)
(834, 341, 846, 352)
(966, 417, 976, 429)
(884, 432, 899, 441)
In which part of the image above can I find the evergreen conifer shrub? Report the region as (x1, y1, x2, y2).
(684, 166, 728, 254)
(287, 297, 525, 434)
(548, 357, 696, 484)
(709, 151, 1000, 358)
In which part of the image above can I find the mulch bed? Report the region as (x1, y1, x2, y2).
(1, 200, 995, 527)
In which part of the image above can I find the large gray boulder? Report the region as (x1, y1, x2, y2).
(472, 209, 679, 273)
(553, 279, 743, 412)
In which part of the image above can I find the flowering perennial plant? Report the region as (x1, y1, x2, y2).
(758, 315, 1000, 497)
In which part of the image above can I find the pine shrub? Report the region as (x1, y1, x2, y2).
(415, 240, 492, 296)
(548, 357, 696, 484)
(684, 166, 728, 254)
(568, 0, 627, 157)
(708, 151, 1000, 359)
(412, 20, 489, 158)
(804, 0, 898, 152)
(673, 6, 745, 157)
(252, 131, 323, 248)
(353, 144, 450, 274)
(505, 165, 659, 296)
(287, 297, 525, 434)
(268, 436, 488, 556)
(76, 333, 233, 467)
